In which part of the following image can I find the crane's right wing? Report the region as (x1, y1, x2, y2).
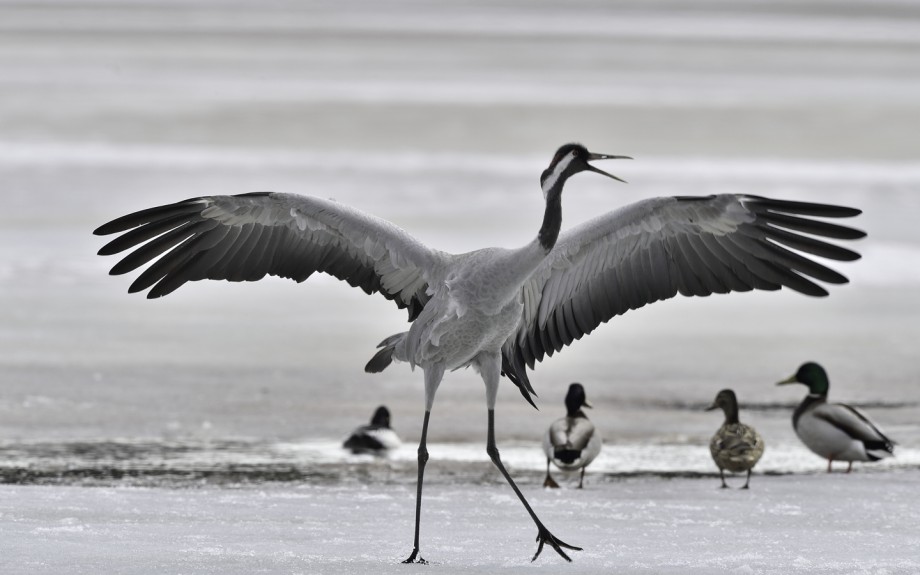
(94, 192, 447, 320)
(500, 195, 865, 403)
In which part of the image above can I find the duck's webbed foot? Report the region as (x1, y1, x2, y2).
(402, 548, 427, 564)
(532, 525, 582, 563)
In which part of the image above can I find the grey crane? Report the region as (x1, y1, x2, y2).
(93, 142, 865, 563)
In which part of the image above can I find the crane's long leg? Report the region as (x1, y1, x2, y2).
(403, 410, 431, 564)
(403, 365, 443, 564)
(479, 351, 580, 562)
(487, 410, 581, 562)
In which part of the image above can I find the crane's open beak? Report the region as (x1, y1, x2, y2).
(776, 375, 798, 386)
(586, 152, 632, 183)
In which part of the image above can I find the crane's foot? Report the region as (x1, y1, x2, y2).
(402, 548, 427, 564)
(532, 526, 581, 563)
(543, 475, 560, 489)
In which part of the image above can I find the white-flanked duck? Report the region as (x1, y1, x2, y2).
(543, 383, 602, 489)
(777, 362, 895, 473)
(343, 406, 401, 455)
(705, 389, 764, 489)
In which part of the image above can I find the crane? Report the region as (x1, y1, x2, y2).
(94, 142, 865, 563)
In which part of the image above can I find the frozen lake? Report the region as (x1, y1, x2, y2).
(3, 471, 920, 574)
(1, 0, 920, 571)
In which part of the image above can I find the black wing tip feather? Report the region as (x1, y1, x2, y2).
(745, 195, 863, 218)
(747, 197, 864, 295)
(93, 197, 209, 236)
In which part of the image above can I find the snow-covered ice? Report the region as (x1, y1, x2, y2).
(3, 470, 919, 574)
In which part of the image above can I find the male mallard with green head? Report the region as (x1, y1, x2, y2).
(777, 362, 895, 472)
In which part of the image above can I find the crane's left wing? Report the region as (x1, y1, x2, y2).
(501, 194, 865, 389)
(94, 192, 446, 319)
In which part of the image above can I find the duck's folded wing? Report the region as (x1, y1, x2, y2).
(565, 418, 597, 451)
(502, 194, 864, 383)
(94, 192, 446, 319)
(719, 426, 764, 455)
(814, 403, 896, 448)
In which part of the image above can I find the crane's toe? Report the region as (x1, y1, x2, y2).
(532, 526, 581, 562)
(402, 548, 427, 564)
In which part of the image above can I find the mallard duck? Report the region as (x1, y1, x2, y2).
(705, 389, 764, 489)
(542, 383, 602, 489)
(777, 362, 895, 472)
(343, 405, 401, 455)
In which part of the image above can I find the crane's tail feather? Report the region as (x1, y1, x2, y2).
(364, 333, 404, 373)
(501, 351, 539, 410)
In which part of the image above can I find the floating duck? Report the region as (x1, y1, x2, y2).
(777, 362, 895, 472)
(343, 406, 401, 455)
(706, 388, 764, 489)
(543, 383, 602, 488)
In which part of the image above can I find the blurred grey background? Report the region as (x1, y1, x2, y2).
(1, 0, 918, 455)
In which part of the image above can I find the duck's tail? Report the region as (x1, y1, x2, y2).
(553, 448, 582, 465)
(865, 438, 896, 461)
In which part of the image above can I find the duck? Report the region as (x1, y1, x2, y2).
(542, 383, 602, 489)
(343, 405, 401, 455)
(705, 389, 764, 489)
(777, 362, 895, 472)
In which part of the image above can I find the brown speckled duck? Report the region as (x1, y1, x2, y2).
(706, 389, 764, 489)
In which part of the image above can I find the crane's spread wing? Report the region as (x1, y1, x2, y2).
(94, 192, 446, 319)
(502, 194, 865, 382)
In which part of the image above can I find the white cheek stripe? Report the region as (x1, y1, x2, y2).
(542, 151, 576, 198)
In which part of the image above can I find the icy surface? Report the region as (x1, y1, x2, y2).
(3, 471, 920, 574)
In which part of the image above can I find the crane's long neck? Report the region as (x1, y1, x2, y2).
(537, 185, 564, 252)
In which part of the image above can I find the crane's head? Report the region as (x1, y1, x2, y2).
(540, 143, 631, 196)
